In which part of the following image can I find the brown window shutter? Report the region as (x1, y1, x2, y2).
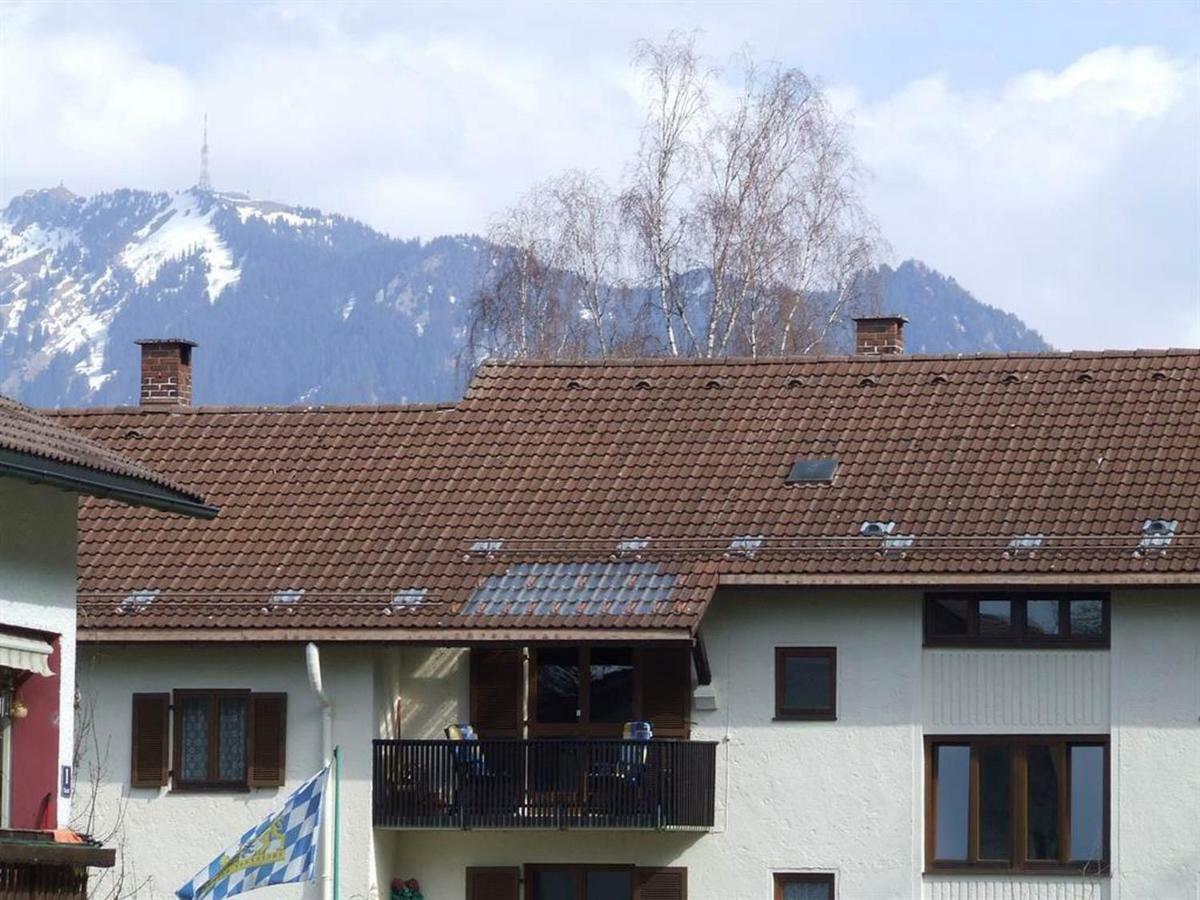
(635, 867, 687, 900)
(249, 693, 287, 787)
(639, 647, 692, 738)
(469, 648, 523, 738)
(466, 867, 519, 900)
(130, 693, 170, 787)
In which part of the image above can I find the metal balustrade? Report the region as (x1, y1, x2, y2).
(372, 738, 717, 830)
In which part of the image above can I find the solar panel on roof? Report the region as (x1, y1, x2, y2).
(786, 458, 839, 484)
(462, 561, 677, 618)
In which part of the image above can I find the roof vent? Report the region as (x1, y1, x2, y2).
(469, 538, 505, 554)
(858, 375, 878, 387)
(930, 374, 950, 385)
(785, 458, 839, 485)
(1074, 372, 1095, 384)
(118, 589, 160, 613)
(270, 589, 304, 606)
(1008, 534, 1045, 551)
(727, 534, 764, 558)
(616, 537, 651, 553)
(1150, 370, 1169, 382)
(1002, 373, 1022, 384)
(785, 376, 806, 388)
(634, 378, 652, 390)
(566, 379, 584, 390)
(389, 588, 429, 608)
(859, 521, 895, 537)
(705, 378, 724, 389)
(1140, 519, 1177, 549)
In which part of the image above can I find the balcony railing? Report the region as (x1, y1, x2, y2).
(373, 738, 717, 830)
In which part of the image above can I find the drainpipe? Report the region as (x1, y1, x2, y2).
(305, 643, 333, 900)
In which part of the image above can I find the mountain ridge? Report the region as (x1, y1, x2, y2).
(0, 185, 1052, 408)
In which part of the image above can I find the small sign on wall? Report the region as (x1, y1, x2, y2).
(60, 764, 72, 798)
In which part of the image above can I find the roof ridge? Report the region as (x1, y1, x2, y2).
(52, 402, 460, 416)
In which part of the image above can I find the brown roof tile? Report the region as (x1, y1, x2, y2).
(52, 350, 1200, 638)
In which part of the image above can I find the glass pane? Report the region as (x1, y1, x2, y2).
(931, 598, 969, 636)
(978, 744, 1011, 860)
(589, 648, 634, 724)
(1069, 599, 1104, 639)
(536, 648, 580, 724)
(780, 879, 832, 900)
(1026, 600, 1061, 637)
(585, 870, 631, 900)
(1027, 744, 1061, 860)
(1070, 746, 1105, 862)
(536, 871, 577, 900)
(180, 696, 209, 782)
(783, 654, 833, 712)
(978, 599, 1012, 637)
(217, 697, 247, 782)
(934, 745, 970, 861)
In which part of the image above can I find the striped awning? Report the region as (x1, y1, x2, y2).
(0, 631, 54, 676)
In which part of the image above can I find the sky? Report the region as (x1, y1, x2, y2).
(1, 0, 1197, 350)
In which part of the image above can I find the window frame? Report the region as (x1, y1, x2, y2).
(924, 593, 1110, 648)
(523, 863, 634, 900)
(527, 646, 644, 738)
(924, 734, 1110, 875)
(773, 872, 835, 899)
(171, 688, 252, 792)
(774, 647, 837, 721)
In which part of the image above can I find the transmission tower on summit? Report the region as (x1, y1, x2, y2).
(197, 114, 213, 192)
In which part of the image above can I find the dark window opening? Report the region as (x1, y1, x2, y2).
(926, 736, 1108, 874)
(925, 594, 1109, 647)
(775, 648, 837, 720)
(774, 873, 834, 900)
(174, 690, 248, 789)
(535, 648, 580, 725)
(589, 648, 634, 724)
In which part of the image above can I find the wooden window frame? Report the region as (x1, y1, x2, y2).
(924, 593, 1110, 648)
(774, 647, 837, 721)
(773, 873, 835, 899)
(171, 689, 252, 792)
(924, 734, 1110, 875)
(528, 646, 680, 738)
(523, 864, 634, 900)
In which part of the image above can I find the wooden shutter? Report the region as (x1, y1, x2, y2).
(639, 647, 692, 738)
(465, 867, 519, 900)
(470, 648, 523, 737)
(130, 693, 169, 787)
(635, 867, 687, 900)
(249, 693, 287, 787)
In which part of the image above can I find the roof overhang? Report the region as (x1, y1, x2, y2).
(0, 831, 115, 868)
(77, 626, 695, 644)
(717, 572, 1200, 588)
(0, 448, 218, 519)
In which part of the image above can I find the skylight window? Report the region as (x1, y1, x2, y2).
(469, 539, 505, 554)
(1140, 519, 1177, 549)
(785, 458, 839, 485)
(270, 589, 304, 606)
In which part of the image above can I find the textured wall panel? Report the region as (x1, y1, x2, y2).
(924, 649, 1109, 731)
(924, 876, 1110, 900)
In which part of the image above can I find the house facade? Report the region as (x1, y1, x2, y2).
(57, 329, 1199, 900)
(0, 392, 212, 896)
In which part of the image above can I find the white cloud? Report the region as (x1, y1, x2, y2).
(840, 46, 1200, 349)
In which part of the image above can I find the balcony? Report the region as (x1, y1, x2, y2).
(373, 738, 717, 830)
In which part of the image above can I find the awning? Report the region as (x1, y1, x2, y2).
(0, 632, 54, 677)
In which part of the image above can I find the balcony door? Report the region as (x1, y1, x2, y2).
(530, 647, 635, 738)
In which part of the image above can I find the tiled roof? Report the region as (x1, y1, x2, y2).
(0, 393, 210, 514)
(52, 349, 1200, 638)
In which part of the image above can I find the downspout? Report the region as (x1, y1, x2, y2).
(305, 643, 333, 900)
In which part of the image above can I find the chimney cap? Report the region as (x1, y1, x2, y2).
(134, 337, 198, 347)
(851, 315, 909, 326)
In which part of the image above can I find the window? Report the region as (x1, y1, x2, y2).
(925, 594, 1109, 647)
(130, 691, 286, 791)
(926, 736, 1108, 873)
(524, 866, 686, 900)
(775, 648, 837, 720)
(774, 874, 834, 900)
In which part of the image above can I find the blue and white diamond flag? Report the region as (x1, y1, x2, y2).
(176, 766, 329, 900)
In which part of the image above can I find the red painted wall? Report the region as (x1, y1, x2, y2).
(10, 637, 60, 829)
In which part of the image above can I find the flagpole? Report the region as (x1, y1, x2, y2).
(333, 745, 341, 900)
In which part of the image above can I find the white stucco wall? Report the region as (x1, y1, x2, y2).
(77, 643, 380, 900)
(0, 478, 77, 826)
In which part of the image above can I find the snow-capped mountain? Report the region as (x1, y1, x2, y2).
(0, 186, 1050, 408)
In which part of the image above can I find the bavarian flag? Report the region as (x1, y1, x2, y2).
(176, 766, 329, 899)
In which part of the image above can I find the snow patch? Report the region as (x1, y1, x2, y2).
(119, 191, 240, 302)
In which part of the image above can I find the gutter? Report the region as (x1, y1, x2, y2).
(0, 451, 218, 519)
(305, 643, 334, 900)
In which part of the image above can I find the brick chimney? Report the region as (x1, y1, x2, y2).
(852, 315, 908, 355)
(136, 339, 196, 406)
